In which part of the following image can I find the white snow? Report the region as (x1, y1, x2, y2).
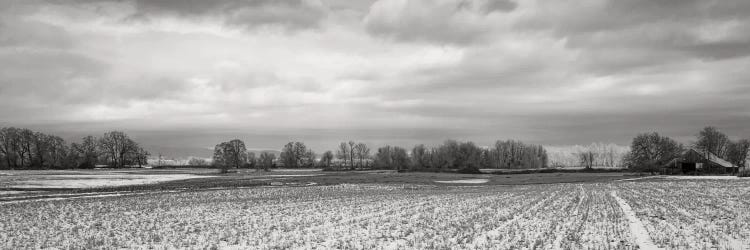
(611, 191, 664, 250)
(434, 179, 489, 184)
(9, 174, 211, 189)
(270, 168, 323, 172)
(618, 175, 746, 181)
(663, 176, 742, 180)
(260, 174, 323, 177)
(0, 191, 30, 195)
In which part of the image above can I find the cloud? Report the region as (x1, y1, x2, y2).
(0, 18, 74, 49)
(516, 0, 750, 74)
(363, 0, 517, 44)
(1, 0, 750, 155)
(125, 0, 329, 31)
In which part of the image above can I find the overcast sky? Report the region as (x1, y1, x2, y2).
(1, 0, 749, 156)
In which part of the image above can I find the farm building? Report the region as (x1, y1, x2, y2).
(662, 148, 739, 174)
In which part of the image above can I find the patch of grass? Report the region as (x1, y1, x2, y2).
(490, 168, 628, 175)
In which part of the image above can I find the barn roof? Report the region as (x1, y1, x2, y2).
(684, 148, 738, 168)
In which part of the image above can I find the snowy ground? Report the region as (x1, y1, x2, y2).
(2, 173, 212, 189)
(434, 178, 490, 184)
(612, 191, 663, 250)
(270, 168, 323, 172)
(0, 190, 34, 195)
(1, 178, 748, 249)
(256, 174, 323, 177)
(663, 176, 744, 180)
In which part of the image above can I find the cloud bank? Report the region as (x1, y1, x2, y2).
(1, 0, 749, 154)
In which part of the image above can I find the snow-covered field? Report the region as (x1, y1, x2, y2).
(1, 179, 748, 249)
(615, 180, 750, 249)
(3, 174, 211, 189)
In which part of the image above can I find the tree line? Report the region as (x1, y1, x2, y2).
(212, 139, 549, 172)
(0, 127, 150, 169)
(624, 126, 749, 174)
(546, 143, 630, 168)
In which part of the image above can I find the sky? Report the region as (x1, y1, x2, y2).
(1, 0, 749, 157)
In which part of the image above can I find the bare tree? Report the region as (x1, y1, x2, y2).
(411, 144, 429, 170)
(578, 150, 596, 169)
(72, 136, 99, 168)
(258, 152, 275, 171)
(354, 143, 370, 168)
(0, 127, 20, 168)
(392, 147, 409, 171)
(247, 152, 256, 169)
(99, 131, 138, 168)
(320, 150, 334, 168)
(31, 132, 50, 168)
(695, 126, 730, 159)
(374, 145, 408, 171)
(0, 127, 147, 170)
(374, 145, 393, 169)
(47, 136, 68, 168)
(727, 139, 750, 174)
(302, 149, 316, 167)
(625, 132, 683, 174)
(188, 157, 208, 166)
(19, 129, 34, 168)
(348, 141, 356, 170)
(213, 139, 247, 172)
(226, 139, 247, 169)
(133, 146, 150, 167)
(336, 142, 349, 170)
(280, 142, 309, 168)
(490, 140, 548, 169)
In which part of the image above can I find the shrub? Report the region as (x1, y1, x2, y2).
(738, 168, 750, 178)
(77, 162, 96, 169)
(457, 166, 482, 174)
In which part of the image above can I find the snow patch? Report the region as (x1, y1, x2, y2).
(611, 191, 664, 250)
(261, 174, 323, 177)
(0, 191, 30, 195)
(270, 168, 323, 172)
(434, 179, 489, 184)
(663, 176, 742, 180)
(9, 174, 211, 189)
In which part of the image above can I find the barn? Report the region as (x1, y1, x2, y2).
(662, 148, 739, 174)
